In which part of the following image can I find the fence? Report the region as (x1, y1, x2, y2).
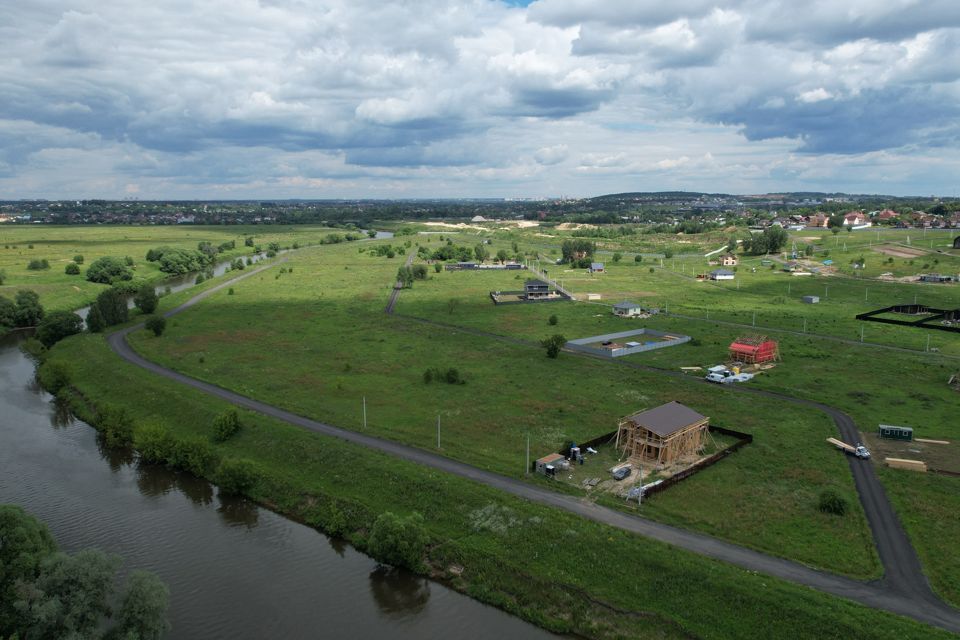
(566, 328, 691, 358)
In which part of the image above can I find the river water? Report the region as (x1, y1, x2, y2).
(0, 232, 558, 638)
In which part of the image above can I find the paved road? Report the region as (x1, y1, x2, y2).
(107, 263, 960, 634)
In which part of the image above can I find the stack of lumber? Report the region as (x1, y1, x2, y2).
(885, 458, 927, 472)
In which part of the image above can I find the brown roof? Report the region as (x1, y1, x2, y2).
(624, 401, 707, 438)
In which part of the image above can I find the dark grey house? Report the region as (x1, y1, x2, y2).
(524, 279, 551, 300)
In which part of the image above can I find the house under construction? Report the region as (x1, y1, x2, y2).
(728, 334, 780, 364)
(616, 401, 710, 467)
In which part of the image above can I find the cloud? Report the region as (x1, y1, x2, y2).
(534, 144, 568, 165)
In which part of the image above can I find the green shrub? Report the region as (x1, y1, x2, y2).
(134, 422, 176, 464)
(145, 315, 166, 337)
(73, 254, 84, 264)
(216, 459, 260, 495)
(541, 334, 566, 359)
(37, 360, 71, 395)
(169, 438, 219, 476)
(548, 314, 558, 326)
(366, 512, 428, 573)
(818, 490, 848, 516)
(27, 258, 50, 270)
(36, 310, 83, 347)
(133, 284, 158, 314)
(86, 256, 133, 284)
(65, 263, 80, 275)
(99, 405, 135, 447)
(211, 409, 241, 443)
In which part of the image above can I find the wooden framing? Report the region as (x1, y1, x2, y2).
(616, 402, 709, 467)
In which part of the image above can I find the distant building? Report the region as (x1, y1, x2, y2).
(709, 269, 735, 280)
(719, 254, 738, 266)
(843, 211, 870, 227)
(524, 279, 551, 300)
(612, 301, 644, 317)
(802, 295, 820, 304)
(954, 236, 960, 250)
(616, 401, 710, 467)
(919, 274, 955, 283)
(590, 262, 605, 273)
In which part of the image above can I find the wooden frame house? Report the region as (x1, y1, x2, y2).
(728, 334, 780, 364)
(616, 401, 709, 467)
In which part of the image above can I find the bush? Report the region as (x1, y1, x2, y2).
(65, 262, 80, 275)
(216, 459, 260, 495)
(133, 284, 159, 314)
(86, 304, 105, 333)
(548, 314, 558, 326)
(422, 367, 465, 385)
(412, 264, 428, 280)
(211, 409, 241, 443)
(36, 310, 83, 348)
(135, 422, 176, 464)
(433, 263, 442, 273)
(145, 315, 166, 337)
(634, 254, 643, 263)
(168, 438, 219, 476)
(366, 512, 428, 572)
(541, 334, 566, 359)
(14, 290, 44, 327)
(73, 254, 84, 264)
(37, 360, 71, 395)
(99, 405, 135, 447)
(818, 489, 848, 516)
(86, 256, 133, 284)
(27, 258, 50, 270)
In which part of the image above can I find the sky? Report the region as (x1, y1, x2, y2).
(2, 0, 960, 199)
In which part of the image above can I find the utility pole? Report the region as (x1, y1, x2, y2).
(860, 326, 864, 343)
(865, 288, 868, 302)
(825, 285, 829, 299)
(752, 311, 756, 326)
(803, 318, 807, 333)
(363, 396, 367, 429)
(926, 335, 931, 353)
(437, 414, 441, 449)
(526, 434, 530, 475)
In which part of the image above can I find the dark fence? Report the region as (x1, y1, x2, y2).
(856, 304, 960, 333)
(930, 468, 960, 478)
(490, 289, 573, 305)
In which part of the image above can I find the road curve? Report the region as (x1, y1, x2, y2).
(107, 263, 960, 634)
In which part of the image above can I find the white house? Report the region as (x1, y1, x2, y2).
(709, 269, 735, 281)
(590, 262, 605, 273)
(612, 301, 644, 317)
(719, 254, 738, 266)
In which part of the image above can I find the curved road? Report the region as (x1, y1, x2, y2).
(107, 262, 960, 634)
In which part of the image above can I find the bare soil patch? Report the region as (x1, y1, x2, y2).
(872, 244, 929, 258)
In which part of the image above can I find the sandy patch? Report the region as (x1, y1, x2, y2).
(872, 244, 929, 258)
(556, 223, 596, 231)
(422, 222, 486, 232)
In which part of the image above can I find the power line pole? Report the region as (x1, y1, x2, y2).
(437, 414, 441, 449)
(526, 433, 530, 475)
(363, 396, 367, 429)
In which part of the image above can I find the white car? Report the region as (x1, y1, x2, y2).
(705, 370, 736, 384)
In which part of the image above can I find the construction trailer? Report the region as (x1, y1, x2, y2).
(535, 453, 566, 477)
(879, 425, 914, 441)
(728, 334, 780, 364)
(616, 401, 709, 467)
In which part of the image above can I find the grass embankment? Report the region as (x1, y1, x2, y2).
(0, 225, 342, 313)
(41, 333, 954, 640)
(123, 242, 879, 578)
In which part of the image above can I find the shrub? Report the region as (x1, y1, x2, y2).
(216, 459, 260, 495)
(99, 405, 135, 447)
(37, 360, 71, 395)
(195, 273, 205, 285)
(548, 314, 558, 326)
(168, 438, 219, 476)
(133, 284, 158, 314)
(366, 512, 428, 572)
(124, 256, 135, 266)
(433, 263, 442, 273)
(14, 290, 44, 327)
(73, 254, 84, 264)
(27, 258, 50, 270)
(145, 315, 166, 337)
(211, 409, 241, 443)
(65, 262, 80, 275)
(649, 267, 655, 273)
(228, 288, 235, 295)
(135, 422, 176, 464)
(541, 334, 566, 359)
(818, 489, 848, 516)
(634, 254, 643, 263)
(412, 264, 428, 280)
(86, 256, 133, 284)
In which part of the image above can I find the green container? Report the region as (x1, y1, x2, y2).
(878, 425, 913, 441)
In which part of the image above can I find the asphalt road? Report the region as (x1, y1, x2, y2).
(106, 262, 960, 634)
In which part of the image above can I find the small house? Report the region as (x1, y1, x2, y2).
(524, 279, 551, 300)
(590, 262, 605, 273)
(879, 425, 913, 441)
(720, 254, 738, 266)
(954, 236, 960, 249)
(612, 301, 644, 317)
(729, 335, 779, 364)
(535, 453, 566, 476)
(709, 269, 735, 281)
(616, 401, 710, 466)
(843, 211, 870, 227)
(802, 295, 820, 304)
(919, 274, 954, 283)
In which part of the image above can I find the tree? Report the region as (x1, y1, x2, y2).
(14, 290, 44, 327)
(726, 236, 739, 253)
(548, 314, 558, 326)
(828, 214, 845, 229)
(366, 512, 428, 573)
(94, 288, 129, 327)
(612, 252, 622, 263)
(541, 334, 566, 358)
(86, 303, 106, 333)
(36, 311, 83, 348)
(831, 226, 841, 235)
(0, 296, 16, 330)
(145, 315, 166, 337)
(634, 254, 643, 263)
(560, 239, 595, 264)
(86, 256, 133, 284)
(495, 249, 509, 264)
(396, 266, 414, 288)
(65, 262, 80, 275)
(0, 505, 57, 633)
(113, 571, 170, 640)
(473, 244, 489, 263)
(0, 269, 5, 285)
(743, 226, 788, 255)
(133, 284, 158, 314)
(244, 236, 254, 247)
(446, 298, 460, 315)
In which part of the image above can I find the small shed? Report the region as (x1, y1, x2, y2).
(590, 262, 605, 273)
(954, 236, 960, 249)
(729, 334, 779, 364)
(720, 254, 738, 266)
(802, 295, 820, 304)
(535, 453, 565, 476)
(612, 301, 644, 317)
(879, 425, 913, 441)
(616, 401, 709, 466)
(709, 269, 735, 280)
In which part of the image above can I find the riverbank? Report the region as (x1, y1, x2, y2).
(38, 330, 956, 639)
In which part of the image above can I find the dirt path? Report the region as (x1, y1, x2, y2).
(104, 262, 960, 634)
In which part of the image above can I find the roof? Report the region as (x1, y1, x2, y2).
(730, 341, 775, 352)
(711, 269, 735, 276)
(525, 278, 549, 287)
(591, 262, 604, 269)
(613, 301, 641, 309)
(536, 453, 565, 464)
(624, 401, 707, 438)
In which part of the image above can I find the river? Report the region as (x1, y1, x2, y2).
(0, 235, 559, 638)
